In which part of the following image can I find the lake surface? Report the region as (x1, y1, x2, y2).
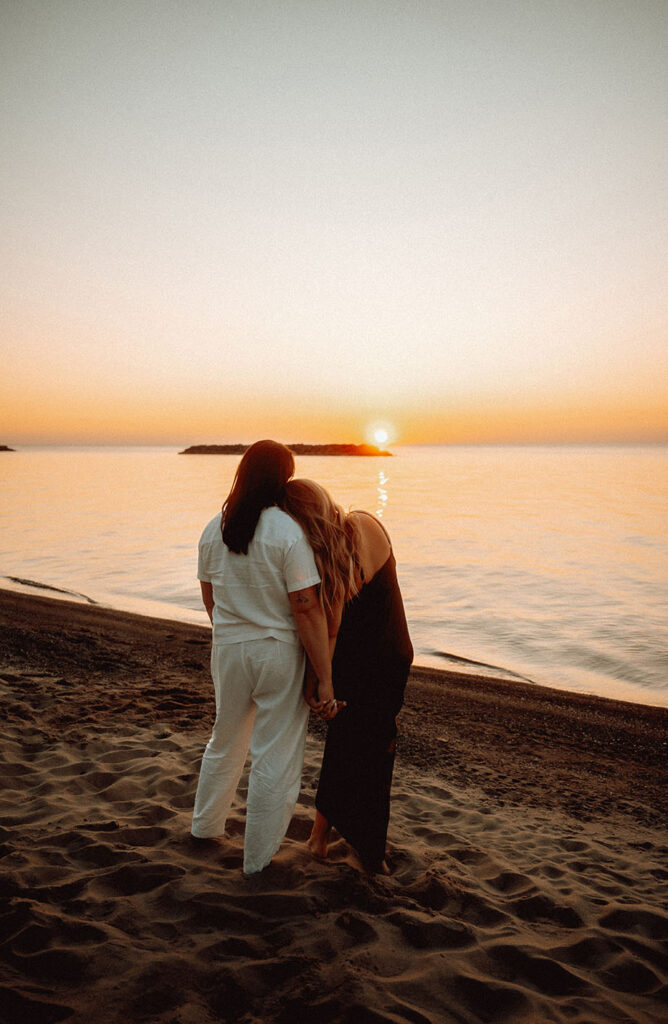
(1, 444, 666, 707)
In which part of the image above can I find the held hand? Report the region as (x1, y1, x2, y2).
(312, 685, 347, 721)
(306, 692, 324, 712)
(311, 685, 332, 716)
(307, 677, 347, 720)
(315, 679, 335, 706)
(317, 698, 347, 721)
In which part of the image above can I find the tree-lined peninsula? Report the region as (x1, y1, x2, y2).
(179, 443, 392, 456)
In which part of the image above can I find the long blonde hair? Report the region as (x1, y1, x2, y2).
(282, 479, 358, 620)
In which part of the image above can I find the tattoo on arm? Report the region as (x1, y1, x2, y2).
(296, 594, 310, 605)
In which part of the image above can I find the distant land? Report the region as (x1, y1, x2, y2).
(0, 445, 15, 452)
(179, 443, 392, 457)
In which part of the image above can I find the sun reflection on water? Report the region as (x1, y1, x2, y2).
(376, 469, 389, 518)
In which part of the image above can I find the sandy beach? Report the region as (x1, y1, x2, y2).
(1, 587, 666, 1024)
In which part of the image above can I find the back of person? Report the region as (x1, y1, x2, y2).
(276, 484, 414, 875)
(198, 506, 320, 645)
(348, 510, 391, 587)
(333, 511, 413, 714)
(191, 441, 334, 876)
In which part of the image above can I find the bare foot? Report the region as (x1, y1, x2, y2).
(307, 834, 329, 860)
(362, 857, 392, 876)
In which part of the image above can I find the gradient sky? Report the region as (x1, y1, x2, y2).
(2, 0, 666, 444)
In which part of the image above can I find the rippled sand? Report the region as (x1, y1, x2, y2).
(1, 588, 666, 1024)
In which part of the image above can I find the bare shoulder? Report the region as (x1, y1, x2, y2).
(348, 511, 391, 574)
(349, 509, 389, 539)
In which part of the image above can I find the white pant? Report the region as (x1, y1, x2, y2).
(191, 637, 309, 875)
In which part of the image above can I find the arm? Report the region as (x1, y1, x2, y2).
(200, 580, 214, 625)
(288, 586, 333, 705)
(303, 601, 343, 708)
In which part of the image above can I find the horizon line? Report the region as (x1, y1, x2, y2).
(4, 439, 667, 449)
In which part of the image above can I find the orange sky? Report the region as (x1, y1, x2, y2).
(2, 3, 667, 446)
(3, 361, 666, 446)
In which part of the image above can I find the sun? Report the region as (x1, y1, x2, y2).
(366, 421, 396, 447)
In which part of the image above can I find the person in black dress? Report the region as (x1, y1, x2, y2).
(282, 479, 413, 874)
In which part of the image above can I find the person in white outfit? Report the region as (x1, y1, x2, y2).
(191, 440, 335, 875)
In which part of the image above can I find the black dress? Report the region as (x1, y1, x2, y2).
(315, 549, 413, 870)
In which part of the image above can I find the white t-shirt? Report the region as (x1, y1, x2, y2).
(197, 506, 320, 645)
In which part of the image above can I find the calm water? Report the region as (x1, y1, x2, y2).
(1, 445, 666, 707)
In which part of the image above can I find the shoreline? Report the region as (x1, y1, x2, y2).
(4, 574, 666, 710)
(1, 586, 666, 828)
(1, 586, 667, 1023)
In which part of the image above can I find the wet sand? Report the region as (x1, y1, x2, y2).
(1, 587, 666, 1023)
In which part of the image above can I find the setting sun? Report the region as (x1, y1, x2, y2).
(366, 421, 396, 447)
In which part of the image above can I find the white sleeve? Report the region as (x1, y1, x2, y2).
(283, 533, 321, 593)
(197, 515, 223, 582)
(197, 539, 212, 581)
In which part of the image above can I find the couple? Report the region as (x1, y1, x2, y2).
(191, 439, 413, 875)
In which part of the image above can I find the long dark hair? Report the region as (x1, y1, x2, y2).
(222, 440, 295, 554)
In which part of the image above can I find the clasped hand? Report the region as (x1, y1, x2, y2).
(309, 695, 346, 720)
(304, 678, 346, 721)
